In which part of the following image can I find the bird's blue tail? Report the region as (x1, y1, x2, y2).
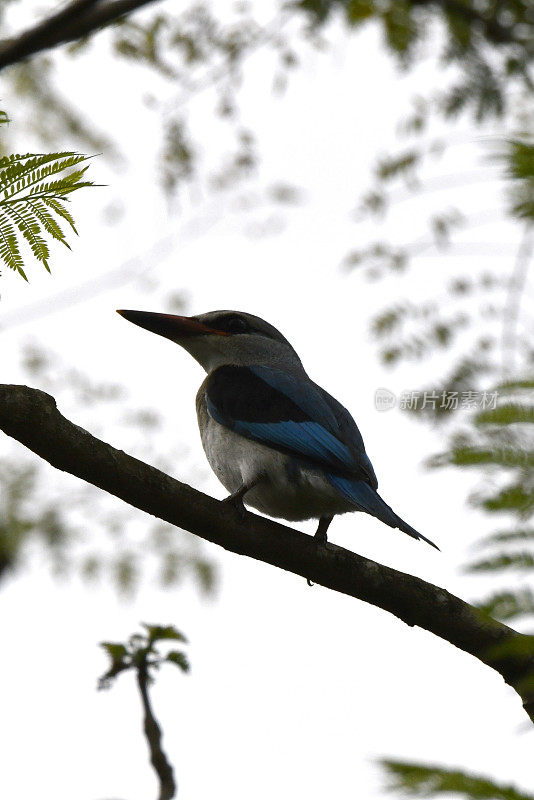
(327, 475, 439, 550)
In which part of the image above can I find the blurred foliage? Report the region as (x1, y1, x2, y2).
(502, 137, 534, 221)
(0, 147, 96, 279)
(426, 380, 533, 622)
(0, 461, 64, 576)
(0, 341, 216, 597)
(380, 759, 534, 800)
(0, 0, 531, 195)
(379, 382, 533, 796)
(0, 4, 531, 794)
(354, 133, 533, 403)
(99, 622, 189, 689)
(367, 95, 534, 800)
(0, 57, 115, 157)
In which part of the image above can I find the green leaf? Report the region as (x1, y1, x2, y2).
(448, 446, 533, 469)
(476, 588, 534, 622)
(42, 196, 78, 234)
(142, 623, 188, 644)
(464, 552, 534, 574)
(98, 641, 132, 689)
(375, 149, 419, 181)
(476, 404, 534, 426)
(100, 642, 129, 663)
(26, 198, 69, 245)
(380, 759, 534, 799)
(381, 2, 419, 58)
(2, 202, 50, 271)
(475, 528, 534, 548)
(346, 0, 375, 25)
(0, 152, 89, 202)
(0, 215, 26, 278)
(481, 483, 534, 517)
(194, 559, 216, 594)
(165, 650, 190, 673)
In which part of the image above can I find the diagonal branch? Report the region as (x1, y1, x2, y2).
(0, 0, 161, 71)
(1, 382, 534, 721)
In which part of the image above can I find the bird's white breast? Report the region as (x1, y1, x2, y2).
(196, 386, 354, 522)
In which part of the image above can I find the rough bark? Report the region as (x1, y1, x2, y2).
(1, 383, 534, 722)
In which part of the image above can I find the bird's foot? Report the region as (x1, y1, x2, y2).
(307, 516, 334, 586)
(221, 483, 255, 521)
(314, 515, 333, 545)
(221, 492, 247, 521)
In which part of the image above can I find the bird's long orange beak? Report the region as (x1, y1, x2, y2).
(116, 309, 228, 340)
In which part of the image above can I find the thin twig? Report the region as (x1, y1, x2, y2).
(137, 659, 176, 800)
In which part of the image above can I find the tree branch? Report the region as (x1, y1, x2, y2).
(2, 383, 534, 721)
(0, 0, 161, 71)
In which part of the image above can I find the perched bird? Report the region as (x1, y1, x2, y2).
(117, 309, 438, 550)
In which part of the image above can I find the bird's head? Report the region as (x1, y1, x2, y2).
(117, 309, 302, 372)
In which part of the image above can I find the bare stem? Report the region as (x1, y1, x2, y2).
(137, 659, 176, 800)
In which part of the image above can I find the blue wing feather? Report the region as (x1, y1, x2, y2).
(327, 474, 439, 549)
(233, 419, 354, 471)
(205, 365, 378, 485)
(249, 366, 341, 434)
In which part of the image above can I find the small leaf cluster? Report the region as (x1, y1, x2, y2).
(355, 128, 531, 387)
(98, 623, 189, 690)
(300, 0, 533, 121)
(0, 147, 95, 280)
(365, 296, 475, 369)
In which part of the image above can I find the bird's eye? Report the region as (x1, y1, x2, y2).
(225, 316, 248, 334)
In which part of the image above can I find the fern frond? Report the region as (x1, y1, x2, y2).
(0, 147, 97, 279)
(0, 153, 68, 198)
(0, 216, 27, 279)
(41, 196, 78, 234)
(0, 152, 92, 202)
(381, 759, 534, 800)
(26, 172, 93, 199)
(25, 198, 69, 247)
(0, 152, 59, 167)
(2, 202, 51, 271)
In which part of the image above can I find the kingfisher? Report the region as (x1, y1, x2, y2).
(117, 309, 438, 549)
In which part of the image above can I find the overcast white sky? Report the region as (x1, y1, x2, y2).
(0, 6, 532, 800)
